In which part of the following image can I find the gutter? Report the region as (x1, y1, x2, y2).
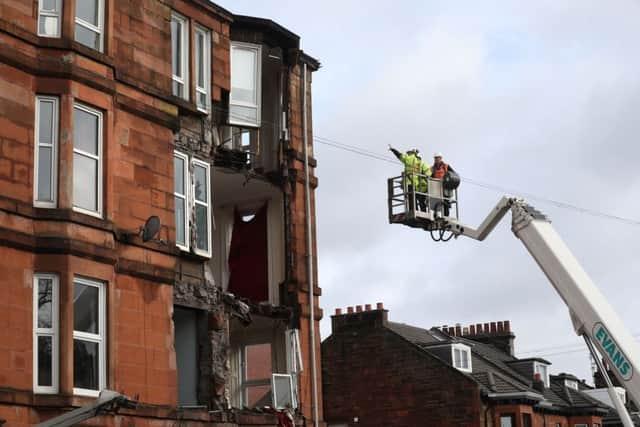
(487, 392, 545, 401)
(302, 62, 319, 427)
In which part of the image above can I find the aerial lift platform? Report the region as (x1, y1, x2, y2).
(388, 173, 640, 427)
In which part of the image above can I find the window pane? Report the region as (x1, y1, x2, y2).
(75, 25, 100, 50)
(198, 92, 207, 110)
(454, 349, 461, 367)
(39, 16, 59, 36)
(174, 196, 185, 246)
(273, 376, 293, 409)
(37, 336, 53, 386)
(38, 278, 54, 328)
(173, 81, 184, 98)
(246, 343, 271, 381)
(171, 19, 181, 77)
(74, 107, 99, 155)
(500, 416, 513, 427)
(196, 33, 204, 87)
(230, 105, 258, 125)
(38, 100, 54, 145)
(73, 153, 98, 212)
(194, 165, 207, 202)
(247, 385, 271, 408)
(232, 48, 256, 103)
(41, 0, 58, 11)
(174, 156, 184, 194)
(461, 351, 468, 369)
(73, 339, 99, 390)
(75, 0, 99, 26)
(195, 204, 208, 251)
(74, 282, 99, 334)
(37, 146, 53, 202)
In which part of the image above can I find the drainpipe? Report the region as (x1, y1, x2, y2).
(302, 62, 319, 427)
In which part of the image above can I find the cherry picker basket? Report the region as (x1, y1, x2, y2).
(387, 172, 459, 237)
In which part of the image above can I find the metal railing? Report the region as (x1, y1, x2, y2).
(387, 172, 459, 226)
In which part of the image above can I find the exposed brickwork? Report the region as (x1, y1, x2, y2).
(322, 309, 481, 427)
(323, 308, 603, 427)
(0, 1, 319, 425)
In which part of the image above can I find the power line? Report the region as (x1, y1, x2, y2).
(517, 334, 640, 358)
(313, 138, 640, 226)
(219, 105, 640, 226)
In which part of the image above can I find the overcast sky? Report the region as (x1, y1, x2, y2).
(217, 0, 640, 384)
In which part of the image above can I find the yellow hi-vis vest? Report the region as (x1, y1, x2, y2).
(401, 153, 430, 192)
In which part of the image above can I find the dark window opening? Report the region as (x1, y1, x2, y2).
(174, 306, 201, 407)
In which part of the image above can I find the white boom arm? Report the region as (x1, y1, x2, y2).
(447, 197, 640, 423)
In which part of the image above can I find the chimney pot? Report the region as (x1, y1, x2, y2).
(455, 325, 462, 336)
(463, 327, 469, 336)
(497, 321, 504, 332)
(484, 323, 490, 333)
(376, 302, 384, 310)
(490, 322, 497, 333)
(356, 305, 363, 313)
(504, 320, 511, 332)
(476, 323, 483, 334)
(347, 306, 354, 314)
(470, 325, 476, 335)
(335, 308, 342, 315)
(365, 304, 372, 311)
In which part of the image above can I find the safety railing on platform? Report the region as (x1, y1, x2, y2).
(387, 172, 459, 228)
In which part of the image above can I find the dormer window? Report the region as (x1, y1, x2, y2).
(565, 379, 579, 390)
(534, 362, 550, 387)
(452, 344, 472, 373)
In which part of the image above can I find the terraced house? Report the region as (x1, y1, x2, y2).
(323, 305, 609, 427)
(0, 1, 322, 425)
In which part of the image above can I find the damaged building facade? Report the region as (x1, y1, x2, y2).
(0, 0, 322, 425)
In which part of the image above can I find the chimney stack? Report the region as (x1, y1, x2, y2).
(330, 303, 389, 333)
(455, 320, 516, 356)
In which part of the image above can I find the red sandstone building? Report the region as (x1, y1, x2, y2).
(0, 1, 322, 425)
(322, 305, 608, 427)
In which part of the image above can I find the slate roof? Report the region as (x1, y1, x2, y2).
(385, 321, 610, 415)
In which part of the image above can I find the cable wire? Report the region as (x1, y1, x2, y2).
(312, 137, 640, 226)
(218, 103, 640, 226)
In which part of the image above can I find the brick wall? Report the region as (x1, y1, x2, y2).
(285, 60, 324, 425)
(322, 309, 482, 427)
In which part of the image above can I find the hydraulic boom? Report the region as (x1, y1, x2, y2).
(443, 197, 640, 426)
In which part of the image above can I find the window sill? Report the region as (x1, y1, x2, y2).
(171, 96, 205, 116)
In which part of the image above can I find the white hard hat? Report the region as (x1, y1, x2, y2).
(433, 152, 443, 158)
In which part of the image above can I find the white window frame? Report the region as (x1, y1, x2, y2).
(451, 343, 472, 373)
(271, 373, 297, 409)
(74, 0, 104, 52)
(239, 343, 272, 407)
(191, 158, 211, 257)
(38, 0, 62, 38)
(565, 379, 579, 390)
(34, 95, 59, 208)
(534, 361, 550, 387)
(230, 42, 262, 127)
(72, 103, 103, 218)
(174, 151, 190, 252)
(72, 276, 106, 397)
(33, 273, 59, 394)
(194, 25, 211, 113)
(171, 12, 189, 101)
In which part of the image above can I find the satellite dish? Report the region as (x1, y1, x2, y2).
(141, 216, 161, 242)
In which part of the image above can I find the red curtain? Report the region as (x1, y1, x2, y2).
(228, 205, 269, 302)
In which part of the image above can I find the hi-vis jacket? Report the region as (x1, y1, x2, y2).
(400, 153, 431, 192)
